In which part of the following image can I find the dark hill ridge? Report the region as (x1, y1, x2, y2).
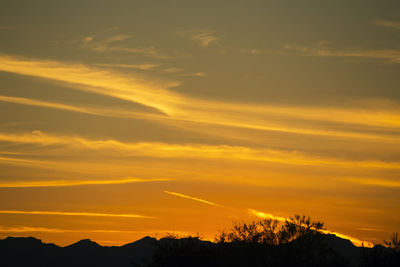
(0, 235, 399, 267)
(65, 238, 102, 249)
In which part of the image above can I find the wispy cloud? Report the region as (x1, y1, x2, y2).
(0, 55, 180, 113)
(0, 95, 164, 118)
(0, 177, 170, 188)
(177, 72, 207, 77)
(1, 54, 400, 144)
(0, 225, 197, 238)
(177, 30, 219, 47)
(0, 210, 154, 219)
(191, 31, 219, 47)
(341, 177, 400, 188)
(95, 63, 159, 70)
(284, 43, 400, 63)
(79, 34, 169, 58)
(373, 20, 400, 30)
(0, 131, 399, 170)
(164, 190, 223, 207)
(0, 226, 77, 233)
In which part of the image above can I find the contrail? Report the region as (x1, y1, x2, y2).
(248, 209, 287, 222)
(248, 208, 373, 247)
(164, 190, 223, 207)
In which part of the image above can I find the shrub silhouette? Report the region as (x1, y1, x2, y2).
(148, 215, 353, 267)
(216, 214, 324, 246)
(384, 232, 400, 252)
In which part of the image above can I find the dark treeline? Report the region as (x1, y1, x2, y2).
(148, 215, 400, 267)
(1, 215, 399, 267)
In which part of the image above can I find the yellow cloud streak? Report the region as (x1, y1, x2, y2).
(0, 226, 194, 236)
(0, 210, 154, 219)
(0, 55, 181, 113)
(248, 209, 287, 222)
(284, 44, 400, 63)
(0, 95, 163, 119)
(0, 177, 170, 188)
(4, 94, 398, 144)
(342, 177, 400, 188)
(248, 209, 373, 247)
(164, 190, 223, 207)
(1, 55, 399, 142)
(0, 131, 399, 170)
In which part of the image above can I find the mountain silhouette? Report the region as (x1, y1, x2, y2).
(0, 236, 156, 267)
(1, 234, 399, 267)
(66, 239, 101, 249)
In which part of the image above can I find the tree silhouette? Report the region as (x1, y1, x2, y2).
(384, 232, 400, 252)
(216, 214, 324, 246)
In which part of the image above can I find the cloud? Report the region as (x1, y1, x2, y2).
(240, 48, 284, 56)
(95, 63, 159, 70)
(177, 30, 219, 47)
(0, 55, 181, 113)
(283, 43, 400, 63)
(1, 54, 400, 144)
(191, 31, 219, 47)
(0, 210, 154, 219)
(0, 95, 164, 118)
(164, 190, 223, 207)
(0, 226, 76, 233)
(0, 131, 399, 170)
(0, 226, 199, 239)
(373, 20, 400, 30)
(341, 177, 400, 188)
(79, 34, 169, 58)
(0, 177, 170, 188)
(248, 209, 373, 247)
(178, 72, 207, 77)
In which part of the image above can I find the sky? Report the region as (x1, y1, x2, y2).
(0, 0, 399, 246)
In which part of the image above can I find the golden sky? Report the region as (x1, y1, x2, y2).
(0, 0, 399, 246)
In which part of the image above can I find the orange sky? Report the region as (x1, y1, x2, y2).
(0, 1, 399, 247)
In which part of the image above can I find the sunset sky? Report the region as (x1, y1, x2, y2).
(0, 0, 399, 247)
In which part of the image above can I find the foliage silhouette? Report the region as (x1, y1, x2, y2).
(384, 232, 400, 252)
(1, 216, 399, 266)
(146, 215, 400, 267)
(148, 215, 354, 267)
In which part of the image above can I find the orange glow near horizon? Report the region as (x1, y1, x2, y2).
(0, 1, 399, 249)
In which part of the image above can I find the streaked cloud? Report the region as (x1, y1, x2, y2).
(177, 30, 219, 47)
(0, 225, 198, 238)
(1, 131, 399, 170)
(0, 177, 170, 188)
(95, 63, 159, 70)
(178, 72, 207, 77)
(0, 95, 163, 118)
(0, 226, 76, 233)
(164, 190, 223, 207)
(0, 55, 181, 113)
(191, 31, 219, 47)
(373, 20, 400, 30)
(0, 210, 154, 219)
(79, 33, 169, 58)
(1, 55, 400, 144)
(342, 177, 400, 188)
(284, 43, 400, 63)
